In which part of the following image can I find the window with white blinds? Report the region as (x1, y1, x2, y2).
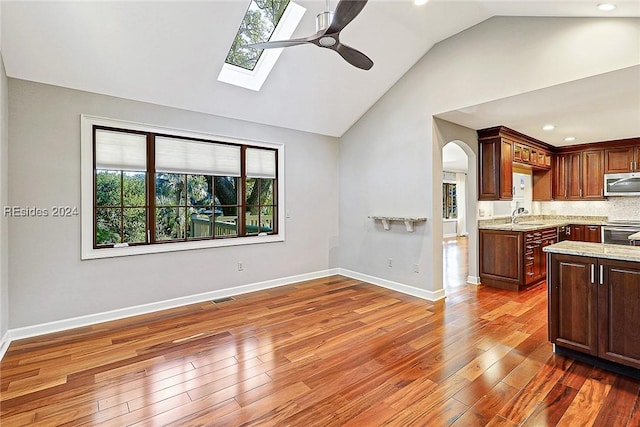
(95, 129, 147, 171)
(89, 123, 281, 253)
(155, 136, 241, 177)
(246, 147, 276, 178)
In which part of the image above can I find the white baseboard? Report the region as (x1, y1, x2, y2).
(0, 267, 448, 361)
(5, 268, 340, 344)
(0, 330, 10, 361)
(466, 275, 481, 285)
(339, 268, 446, 301)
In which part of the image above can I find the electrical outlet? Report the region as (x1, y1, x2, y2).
(238, 261, 243, 271)
(413, 264, 419, 273)
(388, 258, 393, 268)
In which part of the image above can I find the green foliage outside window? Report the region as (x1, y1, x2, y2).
(225, 0, 290, 70)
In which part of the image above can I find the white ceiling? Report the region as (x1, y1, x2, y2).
(443, 142, 469, 173)
(438, 65, 640, 147)
(2, 1, 639, 139)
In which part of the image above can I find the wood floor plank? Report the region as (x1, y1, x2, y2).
(452, 381, 519, 427)
(556, 368, 615, 427)
(2, 238, 640, 426)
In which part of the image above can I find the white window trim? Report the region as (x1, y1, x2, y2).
(217, 1, 306, 91)
(80, 114, 285, 260)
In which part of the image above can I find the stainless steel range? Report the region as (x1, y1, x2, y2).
(602, 220, 640, 245)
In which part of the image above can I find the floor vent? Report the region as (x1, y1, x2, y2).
(211, 297, 235, 304)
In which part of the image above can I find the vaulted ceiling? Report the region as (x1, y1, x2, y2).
(2, 1, 639, 140)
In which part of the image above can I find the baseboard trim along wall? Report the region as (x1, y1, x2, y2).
(0, 268, 447, 360)
(339, 269, 447, 302)
(467, 275, 481, 285)
(0, 331, 10, 362)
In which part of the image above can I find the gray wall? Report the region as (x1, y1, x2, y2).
(8, 79, 339, 328)
(339, 17, 640, 294)
(0, 52, 8, 340)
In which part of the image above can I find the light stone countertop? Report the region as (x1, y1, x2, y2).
(543, 241, 640, 263)
(629, 232, 640, 241)
(479, 219, 606, 232)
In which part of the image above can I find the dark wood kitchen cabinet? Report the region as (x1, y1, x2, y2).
(480, 227, 556, 291)
(567, 224, 601, 243)
(549, 254, 640, 369)
(478, 126, 553, 201)
(478, 134, 513, 200)
(554, 150, 604, 200)
(548, 253, 598, 355)
(584, 225, 602, 243)
(604, 145, 640, 173)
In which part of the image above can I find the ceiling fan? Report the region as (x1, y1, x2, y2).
(248, 0, 373, 70)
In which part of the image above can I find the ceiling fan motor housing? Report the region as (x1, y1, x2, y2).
(316, 11, 335, 32)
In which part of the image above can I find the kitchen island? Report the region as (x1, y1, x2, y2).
(544, 240, 640, 377)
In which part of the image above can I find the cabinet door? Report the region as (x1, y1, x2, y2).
(598, 259, 640, 368)
(568, 225, 584, 241)
(479, 137, 513, 201)
(567, 152, 582, 199)
(554, 154, 569, 200)
(480, 230, 522, 283)
(549, 254, 598, 355)
(582, 150, 604, 199)
(604, 147, 634, 173)
(500, 139, 513, 199)
(584, 225, 601, 243)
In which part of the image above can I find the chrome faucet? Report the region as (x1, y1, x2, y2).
(511, 207, 529, 224)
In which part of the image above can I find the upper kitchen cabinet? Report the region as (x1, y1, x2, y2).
(553, 149, 604, 200)
(478, 128, 513, 200)
(604, 139, 640, 173)
(478, 126, 552, 201)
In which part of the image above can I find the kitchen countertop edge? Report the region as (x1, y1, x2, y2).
(543, 241, 640, 263)
(478, 219, 606, 232)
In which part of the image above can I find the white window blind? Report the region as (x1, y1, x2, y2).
(246, 148, 276, 178)
(155, 136, 241, 176)
(95, 129, 147, 171)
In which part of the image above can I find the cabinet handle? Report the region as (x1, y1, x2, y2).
(591, 264, 595, 284)
(632, 161, 634, 171)
(580, 188, 582, 198)
(599, 264, 603, 285)
(527, 272, 534, 277)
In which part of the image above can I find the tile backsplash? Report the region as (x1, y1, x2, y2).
(532, 198, 640, 221)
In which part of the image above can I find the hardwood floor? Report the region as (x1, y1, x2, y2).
(443, 236, 469, 289)
(2, 240, 639, 426)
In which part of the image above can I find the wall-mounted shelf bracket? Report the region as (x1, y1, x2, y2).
(369, 216, 427, 232)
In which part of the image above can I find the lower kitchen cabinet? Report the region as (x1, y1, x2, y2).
(548, 253, 640, 369)
(480, 227, 556, 291)
(567, 224, 601, 243)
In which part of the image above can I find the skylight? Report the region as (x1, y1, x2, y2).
(218, 0, 305, 91)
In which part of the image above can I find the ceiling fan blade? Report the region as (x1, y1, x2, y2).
(334, 43, 373, 70)
(248, 39, 310, 49)
(326, 0, 368, 34)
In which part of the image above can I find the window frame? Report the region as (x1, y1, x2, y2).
(81, 115, 285, 260)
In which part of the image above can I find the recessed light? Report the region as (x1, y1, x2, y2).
(598, 3, 616, 11)
(414, 0, 428, 5)
(564, 136, 576, 142)
(542, 124, 555, 131)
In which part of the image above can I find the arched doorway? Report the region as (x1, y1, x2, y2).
(432, 118, 480, 296)
(442, 141, 469, 288)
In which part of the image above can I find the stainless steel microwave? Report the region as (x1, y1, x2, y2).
(604, 172, 640, 196)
